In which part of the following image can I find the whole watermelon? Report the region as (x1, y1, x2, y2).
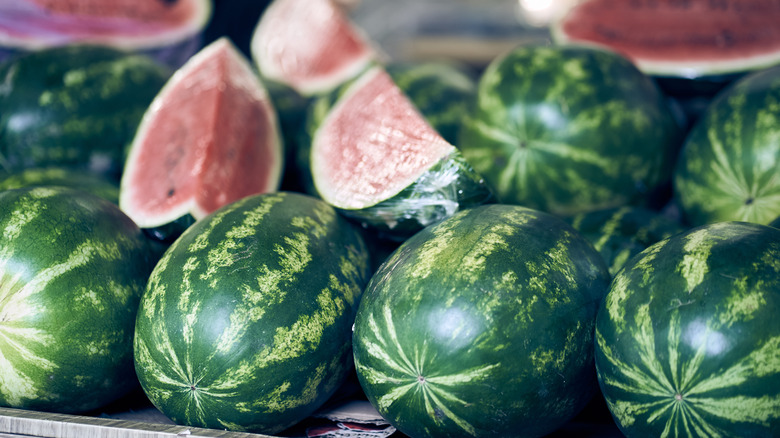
(0, 186, 156, 413)
(458, 44, 682, 216)
(134, 191, 371, 434)
(0, 45, 171, 181)
(674, 64, 780, 226)
(565, 206, 686, 277)
(352, 204, 611, 437)
(595, 221, 780, 437)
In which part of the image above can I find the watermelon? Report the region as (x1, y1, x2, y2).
(353, 204, 612, 437)
(133, 191, 371, 434)
(0, 167, 119, 204)
(0, 0, 212, 69)
(0, 186, 156, 413)
(673, 64, 780, 227)
(386, 61, 477, 145)
(551, 0, 780, 80)
(119, 37, 284, 238)
(595, 221, 780, 437)
(308, 65, 494, 239)
(566, 206, 686, 277)
(251, 0, 378, 97)
(0, 45, 171, 181)
(458, 44, 683, 217)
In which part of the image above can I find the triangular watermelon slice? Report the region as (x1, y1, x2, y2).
(120, 37, 283, 232)
(310, 66, 494, 239)
(250, 0, 377, 96)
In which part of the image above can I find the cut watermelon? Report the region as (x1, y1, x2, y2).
(0, 0, 212, 68)
(551, 0, 780, 79)
(119, 37, 283, 232)
(310, 66, 493, 239)
(250, 0, 377, 96)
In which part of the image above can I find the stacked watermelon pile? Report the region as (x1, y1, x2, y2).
(0, 0, 779, 437)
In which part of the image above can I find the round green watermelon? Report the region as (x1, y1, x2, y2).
(0, 167, 119, 204)
(595, 221, 780, 437)
(458, 44, 683, 216)
(674, 64, 780, 227)
(134, 191, 371, 434)
(353, 203, 611, 437)
(565, 206, 686, 277)
(0, 44, 171, 181)
(0, 186, 156, 413)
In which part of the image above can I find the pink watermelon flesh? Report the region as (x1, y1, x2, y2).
(553, 0, 780, 77)
(120, 37, 282, 228)
(251, 0, 375, 95)
(0, 0, 209, 49)
(312, 66, 455, 210)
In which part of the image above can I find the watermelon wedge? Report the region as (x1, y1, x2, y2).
(551, 0, 780, 79)
(250, 0, 377, 96)
(310, 66, 494, 239)
(0, 0, 211, 68)
(119, 37, 283, 233)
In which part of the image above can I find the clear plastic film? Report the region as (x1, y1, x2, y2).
(339, 150, 495, 241)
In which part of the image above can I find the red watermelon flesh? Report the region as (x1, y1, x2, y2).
(0, 0, 210, 49)
(552, 0, 780, 77)
(311, 66, 455, 210)
(251, 0, 376, 95)
(119, 37, 283, 229)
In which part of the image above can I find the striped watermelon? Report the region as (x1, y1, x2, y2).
(0, 167, 119, 204)
(566, 206, 686, 277)
(0, 186, 156, 413)
(353, 204, 611, 437)
(595, 221, 780, 437)
(133, 191, 371, 434)
(0, 45, 170, 181)
(458, 44, 682, 216)
(307, 66, 493, 239)
(674, 64, 780, 226)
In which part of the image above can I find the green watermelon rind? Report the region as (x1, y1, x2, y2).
(134, 191, 371, 434)
(0, 166, 119, 204)
(594, 221, 780, 437)
(353, 203, 611, 437)
(565, 206, 686, 277)
(0, 45, 171, 181)
(336, 151, 495, 240)
(0, 186, 155, 413)
(458, 44, 683, 217)
(673, 64, 780, 227)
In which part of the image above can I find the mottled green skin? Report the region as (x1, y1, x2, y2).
(595, 221, 780, 437)
(0, 186, 155, 413)
(674, 65, 780, 227)
(387, 61, 476, 145)
(353, 204, 611, 438)
(134, 192, 371, 434)
(0, 45, 171, 182)
(566, 206, 686, 277)
(0, 167, 119, 204)
(458, 44, 682, 216)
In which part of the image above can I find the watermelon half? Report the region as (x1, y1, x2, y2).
(250, 0, 377, 96)
(119, 37, 283, 236)
(309, 65, 494, 239)
(551, 0, 780, 80)
(0, 0, 211, 68)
